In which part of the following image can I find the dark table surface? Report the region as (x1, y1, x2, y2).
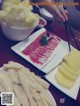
(0, 20, 80, 106)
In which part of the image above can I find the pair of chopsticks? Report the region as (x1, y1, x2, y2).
(63, 7, 80, 52)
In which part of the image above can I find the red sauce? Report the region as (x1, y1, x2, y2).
(39, 19, 45, 25)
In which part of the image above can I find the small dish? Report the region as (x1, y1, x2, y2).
(37, 17, 47, 28)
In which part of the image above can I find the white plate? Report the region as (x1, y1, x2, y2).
(11, 28, 69, 74)
(0, 67, 57, 106)
(45, 66, 80, 100)
(11, 28, 80, 100)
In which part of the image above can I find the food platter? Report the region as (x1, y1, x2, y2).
(45, 48, 80, 100)
(0, 62, 57, 106)
(11, 28, 80, 100)
(11, 28, 69, 74)
(45, 66, 80, 100)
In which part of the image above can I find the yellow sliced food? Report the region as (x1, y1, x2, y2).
(69, 53, 80, 62)
(55, 48, 80, 89)
(59, 66, 77, 81)
(69, 48, 80, 56)
(61, 62, 80, 76)
(65, 55, 80, 66)
(63, 56, 80, 69)
(55, 71, 75, 89)
(65, 61, 80, 73)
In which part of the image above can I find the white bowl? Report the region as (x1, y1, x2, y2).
(1, 20, 39, 41)
(37, 17, 47, 28)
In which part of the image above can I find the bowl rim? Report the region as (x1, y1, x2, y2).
(39, 17, 47, 25)
(38, 17, 47, 28)
(1, 19, 39, 30)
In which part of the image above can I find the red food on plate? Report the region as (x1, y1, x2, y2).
(22, 32, 60, 65)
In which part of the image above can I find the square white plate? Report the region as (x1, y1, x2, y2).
(11, 28, 69, 74)
(11, 28, 80, 100)
(45, 66, 80, 100)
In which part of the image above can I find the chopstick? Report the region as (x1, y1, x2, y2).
(64, 21, 71, 51)
(66, 21, 80, 50)
(64, 20, 79, 51)
(63, 6, 79, 51)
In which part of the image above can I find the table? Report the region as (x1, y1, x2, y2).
(0, 20, 80, 106)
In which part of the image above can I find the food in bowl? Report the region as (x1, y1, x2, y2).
(0, 0, 39, 41)
(0, 0, 39, 28)
(1, 21, 39, 41)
